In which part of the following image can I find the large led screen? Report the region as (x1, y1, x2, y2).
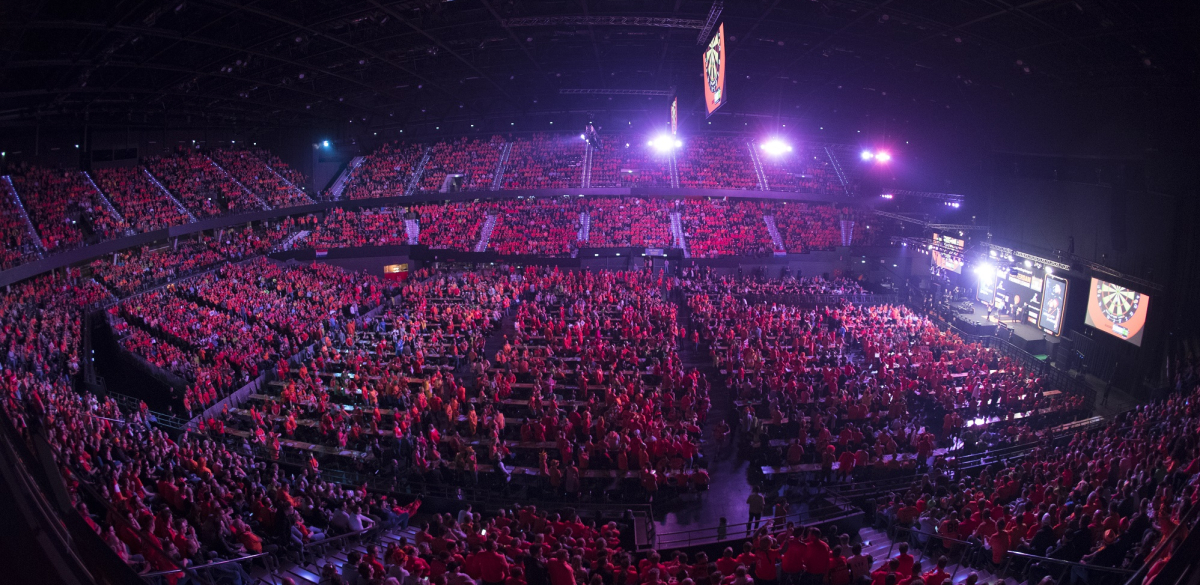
(1085, 278, 1150, 346)
(702, 23, 726, 117)
(993, 266, 1043, 326)
(1037, 274, 1068, 336)
(977, 270, 996, 305)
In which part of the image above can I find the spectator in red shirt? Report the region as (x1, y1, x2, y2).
(920, 557, 950, 585)
(547, 550, 574, 585)
(803, 528, 831, 581)
(477, 541, 511, 585)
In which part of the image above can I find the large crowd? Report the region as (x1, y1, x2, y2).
(682, 199, 775, 258)
(146, 150, 267, 216)
(295, 198, 870, 259)
(341, 142, 427, 200)
(209, 149, 313, 208)
(0, 176, 42, 268)
(0, 250, 1193, 585)
(758, 145, 843, 195)
(89, 221, 297, 297)
(585, 198, 674, 249)
(502, 135, 585, 190)
(677, 136, 758, 191)
(8, 165, 129, 250)
(0, 138, 877, 273)
(419, 137, 506, 192)
(93, 166, 194, 232)
(683, 274, 1088, 477)
(590, 138, 673, 188)
(6, 136, 1191, 585)
(487, 199, 583, 257)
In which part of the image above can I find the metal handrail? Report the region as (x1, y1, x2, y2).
(1005, 550, 1137, 575)
(1120, 499, 1200, 585)
(142, 551, 274, 578)
(899, 528, 1136, 575)
(654, 503, 852, 548)
(298, 526, 376, 560)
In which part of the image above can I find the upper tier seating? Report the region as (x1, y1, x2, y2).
(93, 166, 193, 232)
(209, 149, 312, 208)
(677, 135, 758, 190)
(590, 136, 673, 188)
(340, 141, 426, 200)
(145, 150, 267, 216)
(502, 134, 584, 190)
(418, 136, 505, 192)
(9, 166, 129, 251)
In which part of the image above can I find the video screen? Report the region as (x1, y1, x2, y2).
(703, 23, 726, 117)
(1085, 278, 1150, 346)
(977, 270, 996, 305)
(1037, 274, 1068, 336)
(932, 249, 963, 274)
(992, 266, 1043, 326)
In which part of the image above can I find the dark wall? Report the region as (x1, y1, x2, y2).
(986, 175, 1173, 282)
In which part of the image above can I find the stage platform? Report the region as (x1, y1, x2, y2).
(949, 300, 1062, 356)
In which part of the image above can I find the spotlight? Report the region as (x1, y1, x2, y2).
(760, 140, 792, 156)
(1044, 266, 1053, 274)
(1025, 259, 1032, 268)
(974, 263, 995, 281)
(875, 151, 892, 163)
(580, 134, 586, 140)
(322, 140, 330, 148)
(861, 151, 874, 160)
(880, 193, 894, 199)
(648, 135, 676, 152)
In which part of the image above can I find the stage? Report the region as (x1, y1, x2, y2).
(949, 300, 1062, 356)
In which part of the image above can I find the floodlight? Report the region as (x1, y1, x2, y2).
(760, 140, 792, 156)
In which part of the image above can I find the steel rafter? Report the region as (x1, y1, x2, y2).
(559, 89, 672, 96)
(696, 0, 724, 44)
(502, 16, 704, 29)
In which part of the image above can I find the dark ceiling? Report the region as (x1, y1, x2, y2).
(1, 0, 1197, 139)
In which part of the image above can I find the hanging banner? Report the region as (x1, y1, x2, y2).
(671, 97, 679, 135)
(703, 23, 726, 117)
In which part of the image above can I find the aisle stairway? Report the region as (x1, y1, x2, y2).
(328, 156, 363, 200)
(748, 142, 769, 190)
(764, 215, 785, 251)
(404, 218, 420, 245)
(208, 156, 271, 209)
(142, 168, 198, 221)
(82, 170, 133, 234)
(255, 153, 314, 204)
(578, 212, 590, 244)
(491, 143, 513, 191)
(2, 175, 46, 252)
(253, 525, 421, 585)
(474, 214, 497, 252)
(405, 148, 432, 195)
(857, 525, 1016, 585)
(670, 212, 689, 258)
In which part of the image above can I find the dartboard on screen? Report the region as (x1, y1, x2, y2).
(1085, 277, 1150, 346)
